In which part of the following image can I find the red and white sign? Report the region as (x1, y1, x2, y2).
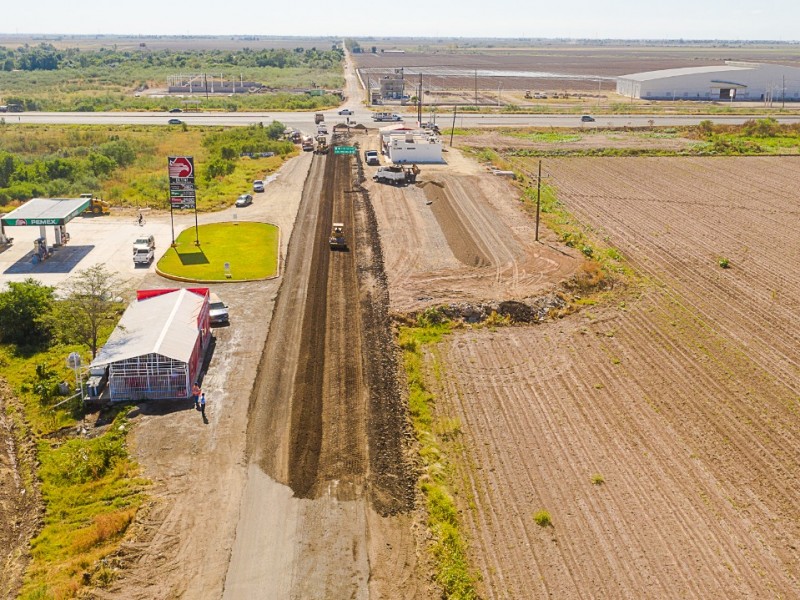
(168, 156, 194, 178)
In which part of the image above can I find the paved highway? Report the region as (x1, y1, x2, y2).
(7, 110, 800, 133)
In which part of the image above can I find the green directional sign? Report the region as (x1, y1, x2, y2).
(333, 146, 356, 155)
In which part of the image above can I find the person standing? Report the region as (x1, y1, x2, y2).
(192, 382, 201, 408)
(199, 392, 206, 419)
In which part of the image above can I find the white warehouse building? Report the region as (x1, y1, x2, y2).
(617, 62, 800, 102)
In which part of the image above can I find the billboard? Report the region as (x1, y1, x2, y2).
(168, 156, 196, 209)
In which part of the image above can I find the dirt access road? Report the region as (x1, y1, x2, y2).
(223, 140, 423, 598)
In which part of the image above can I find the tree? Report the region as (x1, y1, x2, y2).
(0, 278, 55, 347)
(49, 264, 124, 358)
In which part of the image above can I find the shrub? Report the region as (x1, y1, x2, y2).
(591, 474, 606, 485)
(718, 257, 730, 269)
(533, 509, 552, 527)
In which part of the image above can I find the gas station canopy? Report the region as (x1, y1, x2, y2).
(1, 197, 90, 227)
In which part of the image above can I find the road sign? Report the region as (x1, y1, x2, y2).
(334, 146, 356, 155)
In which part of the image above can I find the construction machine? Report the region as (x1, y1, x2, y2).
(314, 135, 329, 154)
(329, 222, 346, 250)
(80, 193, 110, 215)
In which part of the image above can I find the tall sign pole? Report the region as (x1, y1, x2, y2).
(169, 192, 176, 247)
(168, 156, 198, 246)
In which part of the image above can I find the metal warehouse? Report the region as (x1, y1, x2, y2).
(91, 288, 211, 402)
(616, 62, 800, 102)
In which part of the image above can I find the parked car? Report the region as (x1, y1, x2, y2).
(169, 108, 183, 113)
(338, 108, 354, 115)
(581, 115, 595, 122)
(208, 293, 229, 325)
(168, 118, 183, 125)
(235, 194, 253, 207)
(253, 180, 265, 192)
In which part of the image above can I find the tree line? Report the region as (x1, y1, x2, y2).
(0, 43, 344, 72)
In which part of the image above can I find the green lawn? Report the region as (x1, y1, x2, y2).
(157, 222, 279, 281)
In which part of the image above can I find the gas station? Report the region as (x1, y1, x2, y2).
(0, 197, 90, 263)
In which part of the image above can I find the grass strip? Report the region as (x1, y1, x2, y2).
(398, 316, 480, 600)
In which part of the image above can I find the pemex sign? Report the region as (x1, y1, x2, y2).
(168, 156, 196, 209)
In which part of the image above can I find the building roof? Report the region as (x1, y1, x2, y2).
(618, 64, 753, 82)
(0, 197, 91, 227)
(92, 288, 207, 367)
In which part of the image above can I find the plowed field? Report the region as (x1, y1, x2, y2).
(429, 156, 800, 598)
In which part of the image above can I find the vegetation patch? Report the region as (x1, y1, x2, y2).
(398, 314, 480, 599)
(507, 130, 582, 143)
(0, 44, 344, 112)
(0, 124, 294, 210)
(157, 221, 279, 281)
(0, 270, 148, 598)
(533, 509, 552, 527)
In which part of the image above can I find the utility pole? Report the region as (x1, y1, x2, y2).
(783, 75, 786, 109)
(450, 105, 457, 147)
(418, 71, 423, 125)
(532, 160, 551, 242)
(535, 160, 542, 242)
(474, 68, 478, 106)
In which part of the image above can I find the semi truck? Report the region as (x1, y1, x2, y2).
(315, 113, 324, 124)
(373, 164, 420, 186)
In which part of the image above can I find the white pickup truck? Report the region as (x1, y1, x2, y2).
(133, 234, 155, 266)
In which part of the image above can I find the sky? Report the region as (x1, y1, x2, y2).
(1, 0, 798, 41)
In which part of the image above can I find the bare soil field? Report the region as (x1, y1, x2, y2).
(427, 156, 800, 598)
(354, 45, 800, 97)
(362, 138, 579, 313)
(354, 45, 800, 76)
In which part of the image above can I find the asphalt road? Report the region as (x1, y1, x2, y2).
(8, 110, 800, 134)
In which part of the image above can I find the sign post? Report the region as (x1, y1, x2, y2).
(168, 156, 199, 245)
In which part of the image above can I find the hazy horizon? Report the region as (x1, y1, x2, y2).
(2, 0, 798, 42)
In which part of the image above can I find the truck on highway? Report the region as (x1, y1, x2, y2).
(329, 223, 346, 250)
(373, 164, 419, 186)
(372, 112, 402, 122)
(80, 193, 111, 215)
(315, 113, 324, 124)
(301, 136, 315, 152)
